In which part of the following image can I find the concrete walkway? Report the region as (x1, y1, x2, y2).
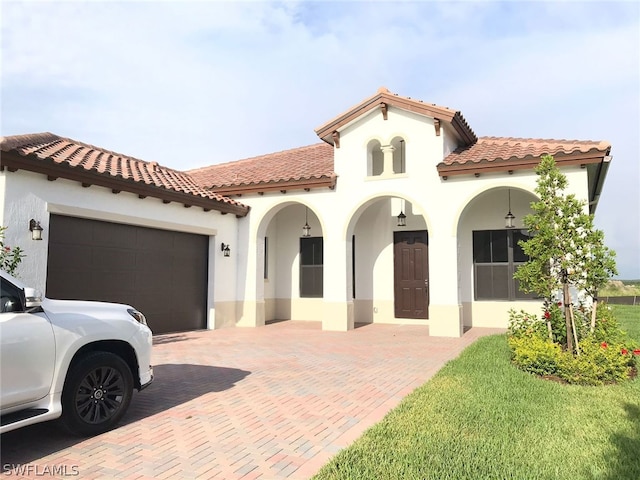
(0, 321, 504, 479)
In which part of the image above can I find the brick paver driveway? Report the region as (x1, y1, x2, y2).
(0, 321, 504, 479)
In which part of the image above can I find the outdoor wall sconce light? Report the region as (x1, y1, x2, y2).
(29, 219, 43, 241)
(220, 243, 231, 257)
(505, 189, 515, 229)
(302, 207, 311, 237)
(397, 199, 407, 227)
(397, 210, 407, 227)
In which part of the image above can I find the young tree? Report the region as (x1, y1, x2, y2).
(514, 155, 617, 354)
(579, 228, 617, 332)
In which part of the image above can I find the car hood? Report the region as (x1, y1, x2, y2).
(41, 298, 133, 317)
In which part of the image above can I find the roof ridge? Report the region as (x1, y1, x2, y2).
(384, 87, 457, 112)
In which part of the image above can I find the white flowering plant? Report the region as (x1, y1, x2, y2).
(513, 155, 617, 355)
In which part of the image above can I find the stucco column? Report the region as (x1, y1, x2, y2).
(428, 232, 464, 337)
(380, 145, 395, 176)
(322, 228, 354, 331)
(234, 224, 265, 329)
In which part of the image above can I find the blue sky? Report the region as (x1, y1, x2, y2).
(2, 0, 639, 278)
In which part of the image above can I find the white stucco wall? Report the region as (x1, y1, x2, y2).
(3, 102, 597, 337)
(0, 169, 238, 329)
(337, 107, 443, 185)
(234, 105, 594, 335)
(454, 166, 592, 327)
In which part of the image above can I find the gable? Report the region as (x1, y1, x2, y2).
(315, 87, 477, 147)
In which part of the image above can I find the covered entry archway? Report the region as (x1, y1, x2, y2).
(348, 195, 430, 325)
(257, 202, 324, 324)
(457, 186, 541, 329)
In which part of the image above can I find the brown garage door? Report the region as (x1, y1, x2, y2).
(46, 215, 208, 334)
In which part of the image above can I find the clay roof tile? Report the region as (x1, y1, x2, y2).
(0, 132, 248, 213)
(438, 136, 611, 177)
(188, 143, 335, 190)
(442, 136, 611, 166)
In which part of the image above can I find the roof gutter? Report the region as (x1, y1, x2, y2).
(210, 175, 337, 196)
(588, 155, 612, 215)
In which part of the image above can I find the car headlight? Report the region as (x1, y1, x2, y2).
(127, 308, 147, 326)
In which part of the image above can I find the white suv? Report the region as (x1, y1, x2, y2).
(0, 269, 153, 436)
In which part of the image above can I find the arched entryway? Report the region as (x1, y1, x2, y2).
(456, 186, 542, 328)
(346, 195, 430, 325)
(256, 202, 324, 324)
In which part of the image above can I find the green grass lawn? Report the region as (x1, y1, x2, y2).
(614, 304, 640, 340)
(313, 305, 640, 480)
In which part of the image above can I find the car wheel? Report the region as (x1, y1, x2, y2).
(61, 351, 133, 436)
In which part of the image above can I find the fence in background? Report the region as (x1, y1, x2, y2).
(602, 296, 639, 306)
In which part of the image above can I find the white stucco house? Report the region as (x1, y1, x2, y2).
(0, 87, 612, 336)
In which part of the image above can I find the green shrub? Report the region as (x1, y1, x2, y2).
(509, 334, 638, 386)
(546, 301, 568, 345)
(507, 304, 568, 344)
(557, 339, 636, 386)
(508, 303, 639, 385)
(508, 335, 562, 376)
(507, 309, 547, 339)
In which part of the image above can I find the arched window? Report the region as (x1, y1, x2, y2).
(367, 139, 383, 176)
(391, 136, 406, 174)
(367, 137, 407, 177)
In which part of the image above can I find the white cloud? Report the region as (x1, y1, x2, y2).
(2, 0, 638, 276)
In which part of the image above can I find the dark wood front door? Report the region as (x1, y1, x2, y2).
(394, 230, 429, 319)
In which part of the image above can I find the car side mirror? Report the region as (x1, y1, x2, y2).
(24, 287, 43, 309)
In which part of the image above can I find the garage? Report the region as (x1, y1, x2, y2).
(46, 214, 209, 335)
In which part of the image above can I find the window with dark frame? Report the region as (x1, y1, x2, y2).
(264, 237, 268, 279)
(473, 229, 536, 301)
(300, 237, 323, 298)
(352, 235, 356, 299)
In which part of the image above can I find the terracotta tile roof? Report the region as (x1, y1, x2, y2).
(315, 86, 477, 146)
(438, 136, 611, 177)
(188, 143, 336, 195)
(0, 132, 249, 215)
